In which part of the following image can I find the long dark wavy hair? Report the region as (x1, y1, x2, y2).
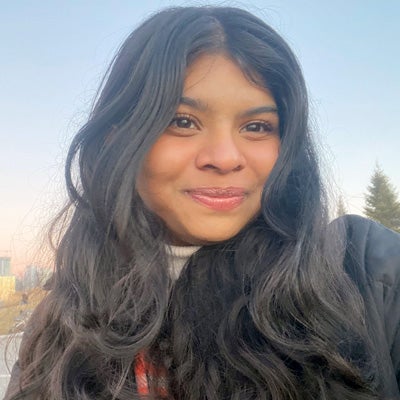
(9, 6, 379, 400)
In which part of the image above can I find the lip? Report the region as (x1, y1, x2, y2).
(185, 187, 246, 211)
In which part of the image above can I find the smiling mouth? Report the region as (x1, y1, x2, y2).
(185, 187, 246, 211)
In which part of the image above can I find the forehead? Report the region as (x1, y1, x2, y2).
(183, 53, 276, 106)
(185, 53, 261, 85)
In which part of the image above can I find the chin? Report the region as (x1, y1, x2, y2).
(182, 229, 242, 246)
(166, 219, 252, 246)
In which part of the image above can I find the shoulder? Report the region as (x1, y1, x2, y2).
(333, 215, 400, 394)
(335, 214, 400, 287)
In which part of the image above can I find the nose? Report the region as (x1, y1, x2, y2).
(195, 131, 246, 174)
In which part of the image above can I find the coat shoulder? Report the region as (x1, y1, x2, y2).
(334, 214, 400, 287)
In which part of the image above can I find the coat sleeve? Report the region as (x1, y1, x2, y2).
(342, 215, 400, 394)
(366, 223, 400, 384)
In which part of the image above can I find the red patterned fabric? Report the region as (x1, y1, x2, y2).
(134, 351, 169, 398)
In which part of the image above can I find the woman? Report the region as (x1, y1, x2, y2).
(6, 6, 400, 400)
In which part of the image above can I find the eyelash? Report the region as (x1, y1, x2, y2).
(169, 114, 199, 130)
(240, 121, 274, 133)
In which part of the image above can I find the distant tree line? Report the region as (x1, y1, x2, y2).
(338, 164, 400, 233)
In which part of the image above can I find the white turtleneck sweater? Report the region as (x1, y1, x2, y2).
(165, 245, 201, 280)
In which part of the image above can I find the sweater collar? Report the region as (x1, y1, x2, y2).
(165, 244, 201, 280)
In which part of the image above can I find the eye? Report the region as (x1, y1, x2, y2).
(241, 121, 274, 133)
(169, 114, 198, 130)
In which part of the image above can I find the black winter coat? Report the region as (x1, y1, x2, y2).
(343, 215, 400, 398)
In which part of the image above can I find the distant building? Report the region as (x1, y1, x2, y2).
(15, 276, 24, 292)
(0, 276, 16, 300)
(23, 265, 41, 290)
(0, 256, 11, 276)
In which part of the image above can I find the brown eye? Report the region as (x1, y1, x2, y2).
(244, 122, 273, 132)
(170, 116, 197, 129)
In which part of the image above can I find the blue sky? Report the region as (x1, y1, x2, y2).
(1, 0, 399, 269)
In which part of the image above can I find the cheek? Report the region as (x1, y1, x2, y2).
(137, 140, 173, 189)
(136, 166, 166, 207)
(136, 139, 186, 209)
(135, 155, 163, 209)
(141, 135, 193, 178)
(250, 142, 280, 182)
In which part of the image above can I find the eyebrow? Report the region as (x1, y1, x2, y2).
(239, 106, 278, 118)
(180, 96, 208, 112)
(179, 96, 278, 117)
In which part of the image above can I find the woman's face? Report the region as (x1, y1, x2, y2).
(137, 54, 280, 245)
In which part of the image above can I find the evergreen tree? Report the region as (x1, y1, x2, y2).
(336, 195, 347, 218)
(364, 165, 400, 232)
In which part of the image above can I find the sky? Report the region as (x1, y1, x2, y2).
(1, 0, 399, 271)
